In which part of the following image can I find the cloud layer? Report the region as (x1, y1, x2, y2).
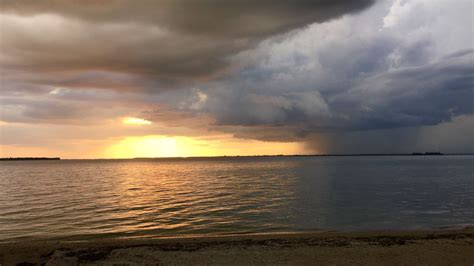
(0, 0, 374, 37)
(0, 0, 373, 84)
(1, 0, 473, 155)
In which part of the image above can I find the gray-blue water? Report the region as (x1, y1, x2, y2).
(0, 155, 473, 243)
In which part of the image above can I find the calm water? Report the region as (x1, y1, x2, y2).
(0, 156, 473, 243)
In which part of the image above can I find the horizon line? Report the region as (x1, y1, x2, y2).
(2, 152, 474, 161)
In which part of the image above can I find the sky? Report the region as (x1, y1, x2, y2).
(0, 0, 473, 158)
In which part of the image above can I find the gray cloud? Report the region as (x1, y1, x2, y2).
(331, 51, 474, 130)
(0, 17, 246, 83)
(0, 94, 126, 124)
(0, 0, 374, 86)
(1, 0, 473, 154)
(145, 0, 472, 152)
(175, 49, 472, 136)
(305, 115, 474, 154)
(0, 0, 374, 37)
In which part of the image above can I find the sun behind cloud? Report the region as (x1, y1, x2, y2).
(122, 117, 152, 126)
(104, 135, 306, 159)
(104, 136, 215, 158)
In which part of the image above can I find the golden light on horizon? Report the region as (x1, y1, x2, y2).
(105, 136, 215, 158)
(104, 135, 307, 159)
(122, 117, 152, 126)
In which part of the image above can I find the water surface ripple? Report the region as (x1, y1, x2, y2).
(0, 156, 473, 242)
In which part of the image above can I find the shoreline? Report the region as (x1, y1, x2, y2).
(2, 154, 472, 162)
(2, 228, 473, 265)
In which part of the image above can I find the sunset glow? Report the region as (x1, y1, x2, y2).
(122, 117, 152, 126)
(104, 135, 305, 159)
(0, 1, 472, 263)
(0, 0, 472, 158)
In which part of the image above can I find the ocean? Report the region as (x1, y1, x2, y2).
(1, 155, 473, 243)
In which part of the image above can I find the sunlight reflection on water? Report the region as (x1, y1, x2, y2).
(0, 156, 473, 242)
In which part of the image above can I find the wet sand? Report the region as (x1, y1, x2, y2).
(1, 228, 473, 265)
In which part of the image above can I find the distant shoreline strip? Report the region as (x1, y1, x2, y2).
(0, 157, 60, 161)
(3, 153, 474, 161)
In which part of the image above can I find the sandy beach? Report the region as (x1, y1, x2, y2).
(1, 228, 473, 265)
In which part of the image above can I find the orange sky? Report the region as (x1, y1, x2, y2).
(0, 118, 309, 159)
(1, 1, 472, 158)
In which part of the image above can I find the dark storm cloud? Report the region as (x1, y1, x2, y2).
(186, 50, 472, 135)
(330, 50, 474, 130)
(0, 0, 374, 85)
(0, 94, 127, 124)
(1, 0, 473, 154)
(304, 115, 474, 154)
(0, 18, 247, 83)
(164, 0, 472, 149)
(0, 0, 374, 37)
